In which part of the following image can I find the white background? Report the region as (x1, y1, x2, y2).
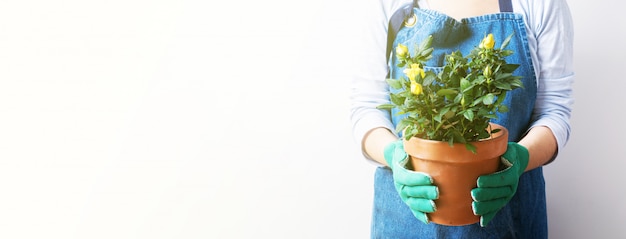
(0, 0, 622, 238)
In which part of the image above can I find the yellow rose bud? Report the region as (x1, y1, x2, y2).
(396, 44, 409, 58)
(480, 34, 495, 49)
(410, 80, 423, 95)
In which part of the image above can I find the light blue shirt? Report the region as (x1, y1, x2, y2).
(350, 0, 574, 161)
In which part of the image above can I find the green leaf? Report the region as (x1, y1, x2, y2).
(421, 48, 434, 58)
(460, 78, 470, 91)
(423, 73, 436, 85)
(501, 50, 514, 57)
(439, 106, 450, 116)
(434, 114, 442, 123)
(376, 104, 395, 110)
(465, 143, 477, 154)
(444, 107, 456, 119)
(420, 35, 433, 50)
(390, 94, 405, 106)
(483, 93, 496, 105)
(496, 73, 513, 81)
(437, 88, 457, 96)
(502, 63, 519, 72)
(386, 78, 403, 89)
(452, 131, 465, 144)
(463, 110, 475, 121)
(484, 114, 498, 119)
(474, 75, 487, 85)
(453, 94, 463, 104)
(477, 107, 490, 115)
(495, 92, 506, 104)
(510, 78, 524, 88)
(404, 125, 419, 140)
(396, 120, 409, 134)
(498, 105, 509, 113)
(493, 80, 512, 90)
(500, 33, 514, 50)
(471, 97, 483, 107)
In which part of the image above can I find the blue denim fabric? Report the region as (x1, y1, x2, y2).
(373, 167, 546, 238)
(373, 8, 547, 239)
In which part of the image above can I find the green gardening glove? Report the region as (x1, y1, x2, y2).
(471, 142, 530, 227)
(384, 140, 439, 224)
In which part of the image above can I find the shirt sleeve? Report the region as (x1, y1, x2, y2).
(516, 0, 575, 155)
(349, 0, 412, 161)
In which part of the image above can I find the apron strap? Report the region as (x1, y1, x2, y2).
(387, 0, 512, 69)
(386, 0, 418, 64)
(499, 0, 513, 12)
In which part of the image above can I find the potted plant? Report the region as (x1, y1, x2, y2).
(377, 33, 523, 225)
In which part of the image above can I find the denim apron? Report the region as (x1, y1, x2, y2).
(372, 1, 547, 238)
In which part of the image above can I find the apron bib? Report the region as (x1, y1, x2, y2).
(372, 1, 547, 238)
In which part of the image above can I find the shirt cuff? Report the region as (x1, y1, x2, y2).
(352, 111, 395, 163)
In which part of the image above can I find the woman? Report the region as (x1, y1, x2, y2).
(349, 0, 574, 237)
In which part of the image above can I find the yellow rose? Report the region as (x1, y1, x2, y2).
(396, 44, 409, 58)
(410, 80, 423, 95)
(480, 34, 495, 49)
(403, 64, 425, 81)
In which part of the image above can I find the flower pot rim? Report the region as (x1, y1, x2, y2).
(403, 123, 508, 162)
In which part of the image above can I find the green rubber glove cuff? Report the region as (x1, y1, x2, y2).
(502, 142, 529, 175)
(383, 140, 407, 169)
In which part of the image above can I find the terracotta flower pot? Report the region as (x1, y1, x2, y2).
(403, 123, 508, 226)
